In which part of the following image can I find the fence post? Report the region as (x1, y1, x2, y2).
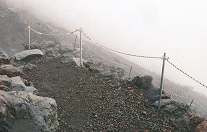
(129, 66, 132, 77)
(28, 25, 31, 50)
(80, 28, 82, 68)
(74, 35, 77, 51)
(158, 53, 166, 112)
(190, 98, 195, 106)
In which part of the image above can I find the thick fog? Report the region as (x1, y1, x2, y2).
(5, 0, 207, 96)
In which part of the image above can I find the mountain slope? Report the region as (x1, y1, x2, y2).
(0, 1, 207, 131)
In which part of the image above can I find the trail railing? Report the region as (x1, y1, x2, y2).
(27, 14, 207, 112)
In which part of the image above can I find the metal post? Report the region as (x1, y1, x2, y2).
(74, 35, 77, 51)
(158, 53, 166, 112)
(28, 25, 31, 50)
(129, 66, 132, 77)
(190, 98, 195, 106)
(80, 28, 82, 68)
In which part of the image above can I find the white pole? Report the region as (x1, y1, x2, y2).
(80, 28, 82, 68)
(28, 25, 31, 50)
(158, 53, 166, 112)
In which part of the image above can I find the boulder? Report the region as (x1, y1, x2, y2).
(9, 91, 59, 131)
(39, 41, 56, 49)
(21, 63, 37, 71)
(144, 86, 160, 103)
(194, 120, 207, 132)
(0, 75, 11, 86)
(24, 86, 39, 95)
(0, 64, 22, 77)
(0, 85, 10, 91)
(59, 41, 73, 54)
(152, 99, 177, 107)
(0, 90, 51, 132)
(161, 103, 190, 117)
(14, 49, 44, 60)
(140, 75, 153, 88)
(73, 57, 88, 68)
(46, 48, 56, 57)
(10, 76, 26, 91)
(0, 48, 11, 66)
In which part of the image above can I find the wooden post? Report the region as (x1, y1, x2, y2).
(158, 53, 166, 112)
(28, 25, 31, 50)
(80, 28, 82, 68)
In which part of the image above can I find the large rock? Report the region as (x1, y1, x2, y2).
(152, 99, 177, 107)
(195, 120, 207, 132)
(59, 41, 73, 54)
(40, 41, 56, 49)
(9, 91, 59, 131)
(0, 48, 11, 66)
(0, 75, 11, 86)
(161, 103, 190, 117)
(10, 76, 26, 91)
(14, 49, 44, 60)
(73, 57, 88, 68)
(0, 90, 51, 132)
(9, 76, 38, 94)
(0, 64, 22, 77)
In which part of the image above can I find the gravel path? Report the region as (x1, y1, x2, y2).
(23, 57, 189, 132)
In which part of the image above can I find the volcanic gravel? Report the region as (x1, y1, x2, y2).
(23, 57, 185, 132)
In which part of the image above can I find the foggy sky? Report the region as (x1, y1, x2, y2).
(5, 0, 207, 95)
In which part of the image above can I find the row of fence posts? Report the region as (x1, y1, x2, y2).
(77, 28, 167, 112)
(27, 25, 167, 112)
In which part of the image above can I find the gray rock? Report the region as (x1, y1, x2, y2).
(8, 91, 59, 131)
(22, 63, 37, 71)
(0, 84, 10, 91)
(46, 48, 56, 57)
(145, 85, 160, 103)
(0, 75, 11, 86)
(162, 104, 178, 113)
(10, 76, 26, 91)
(14, 49, 44, 60)
(25, 86, 39, 95)
(73, 57, 87, 68)
(59, 41, 73, 54)
(0, 90, 51, 132)
(0, 64, 22, 77)
(152, 99, 177, 107)
(0, 47, 10, 65)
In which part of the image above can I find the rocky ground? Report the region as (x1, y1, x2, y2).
(20, 55, 202, 132)
(1, 0, 207, 131)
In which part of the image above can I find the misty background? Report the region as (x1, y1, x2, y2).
(4, 0, 207, 96)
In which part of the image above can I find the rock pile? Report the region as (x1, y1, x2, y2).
(0, 48, 58, 132)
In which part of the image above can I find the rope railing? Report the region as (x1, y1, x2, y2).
(25, 8, 207, 116)
(166, 59, 207, 88)
(30, 27, 80, 36)
(82, 31, 163, 59)
(84, 43, 126, 68)
(30, 26, 207, 89)
(25, 6, 207, 89)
